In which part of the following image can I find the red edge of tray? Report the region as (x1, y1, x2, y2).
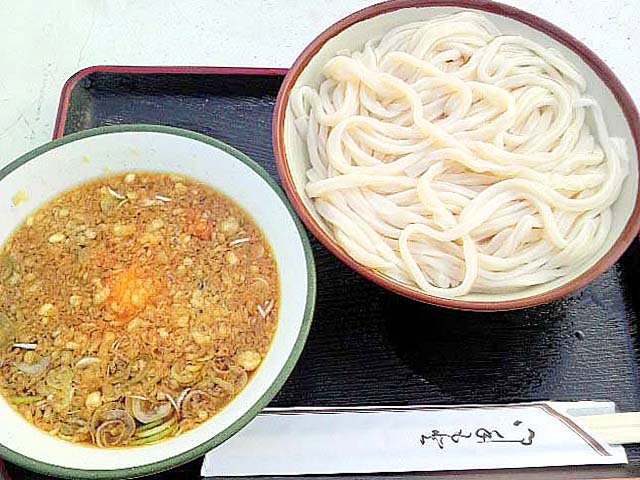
(0, 459, 10, 480)
(52, 65, 289, 140)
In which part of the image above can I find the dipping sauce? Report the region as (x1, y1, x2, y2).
(0, 172, 278, 447)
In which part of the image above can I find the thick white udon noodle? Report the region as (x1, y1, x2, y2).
(290, 12, 629, 297)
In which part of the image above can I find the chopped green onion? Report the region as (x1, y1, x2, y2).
(9, 395, 43, 405)
(134, 416, 177, 439)
(54, 386, 74, 413)
(130, 421, 178, 445)
(0, 313, 15, 350)
(128, 355, 153, 384)
(46, 365, 73, 389)
(134, 416, 166, 433)
(15, 356, 50, 376)
(0, 255, 13, 284)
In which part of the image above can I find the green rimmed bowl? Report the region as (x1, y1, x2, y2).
(0, 125, 316, 479)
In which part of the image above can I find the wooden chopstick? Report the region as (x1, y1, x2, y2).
(580, 412, 640, 445)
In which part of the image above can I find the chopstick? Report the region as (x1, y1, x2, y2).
(580, 412, 640, 445)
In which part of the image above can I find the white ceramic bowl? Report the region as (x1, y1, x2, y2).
(273, 0, 640, 311)
(0, 125, 315, 478)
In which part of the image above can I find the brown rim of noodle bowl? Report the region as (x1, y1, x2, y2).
(273, 0, 640, 312)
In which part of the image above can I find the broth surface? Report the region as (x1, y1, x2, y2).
(0, 172, 279, 447)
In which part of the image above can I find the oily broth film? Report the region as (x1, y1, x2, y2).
(0, 171, 279, 447)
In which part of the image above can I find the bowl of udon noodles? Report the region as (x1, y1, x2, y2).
(0, 125, 315, 478)
(273, 0, 640, 311)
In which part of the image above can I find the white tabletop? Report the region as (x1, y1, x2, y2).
(0, 0, 637, 168)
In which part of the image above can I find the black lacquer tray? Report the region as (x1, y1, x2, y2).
(4, 65, 640, 480)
